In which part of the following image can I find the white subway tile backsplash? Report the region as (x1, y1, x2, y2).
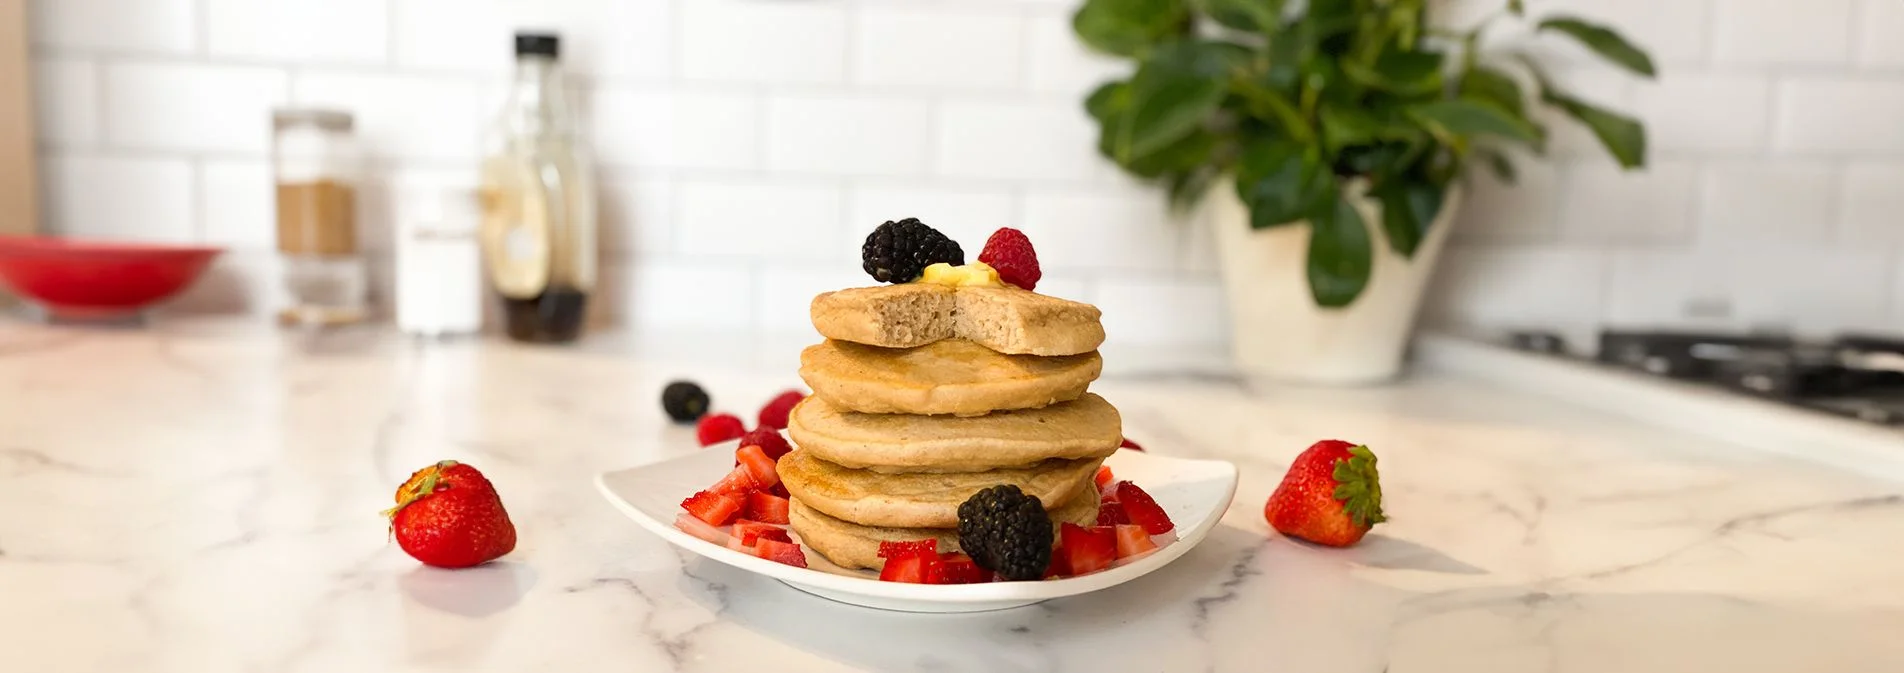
(1698, 162, 1836, 243)
(1839, 163, 1904, 244)
(936, 102, 1099, 181)
(618, 260, 756, 330)
(105, 63, 287, 154)
(1631, 73, 1771, 153)
(1093, 277, 1227, 347)
(844, 182, 1014, 249)
(41, 155, 194, 243)
(680, 0, 848, 85)
(293, 72, 482, 160)
(1021, 189, 1180, 272)
(599, 173, 673, 254)
(1608, 248, 1890, 334)
(1713, 0, 1853, 66)
(1775, 78, 1904, 154)
(755, 265, 869, 333)
(206, 0, 387, 64)
(31, 0, 196, 53)
(32, 58, 98, 147)
(1452, 152, 1561, 243)
(199, 159, 274, 249)
(1024, 14, 1129, 98)
(1556, 161, 1696, 244)
(588, 88, 758, 170)
(392, 0, 672, 80)
(675, 180, 844, 260)
(766, 95, 930, 177)
(853, 7, 1022, 90)
(1859, 0, 1904, 67)
(1424, 247, 1608, 328)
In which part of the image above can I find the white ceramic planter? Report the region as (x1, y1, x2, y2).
(1201, 179, 1461, 385)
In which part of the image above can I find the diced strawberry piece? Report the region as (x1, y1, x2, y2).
(726, 534, 753, 553)
(755, 537, 807, 568)
(927, 553, 992, 584)
(1095, 466, 1114, 491)
(680, 490, 746, 526)
(733, 519, 790, 546)
(1096, 500, 1130, 527)
(770, 483, 790, 498)
(744, 492, 791, 525)
(673, 513, 729, 546)
(1115, 524, 1159, 558)
(877, 539, 939, 560)
(709, 464, 761, 495)
(1061, 523, 1118, 575)
(1119, 437, 1144, 452)
(739, 428, 794, 461)
(1044, 546, 1069, 578)
(735, 444, 781, 489)
(1111, 481, 1175, 534)
(878, 552, 938, 583)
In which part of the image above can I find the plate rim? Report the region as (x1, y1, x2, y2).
(594, 447, 1240, 605)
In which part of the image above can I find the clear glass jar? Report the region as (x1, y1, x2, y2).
(272, 108, 367, 327)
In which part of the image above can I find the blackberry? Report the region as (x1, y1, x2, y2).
(861, 218, 964, 284)
(956, 485, 1052, 581)
(661, 381, 710, 423)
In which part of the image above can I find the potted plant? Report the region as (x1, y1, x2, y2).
(1074, 0, 1653, 383)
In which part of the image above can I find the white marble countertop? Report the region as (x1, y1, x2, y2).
(4, 318, 1904, 673)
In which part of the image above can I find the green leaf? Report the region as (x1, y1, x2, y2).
(1479, 149, 1517, 184)
(1235, 139, 1332, 229)
(1072, 0, 1190, 57)
(1548, 93, 1648, 169)
(1458, 66, 1525, 117)
(1084, 80, 1131, 122)
(1306, 186, 1373, 308)
(1507, 0, 1524, 16)
(1319, 106, 1384, 152)
(1371, 178, 1444, 257)
(1343, 48, 1444, 96)
(1196, 0, 1281, 32)
(1126, 130, 1218, 177)
(1406, 99, 1541, 145)
(1538, 16, 1656, 78)
(1114, 40, 1241, 162)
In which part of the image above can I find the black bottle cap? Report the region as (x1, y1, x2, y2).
(515, 32, 560, 58)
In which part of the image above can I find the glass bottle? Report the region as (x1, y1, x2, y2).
(272, 108, 367, 327)
(479, 32, 598, 344)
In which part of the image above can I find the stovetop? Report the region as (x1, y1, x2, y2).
(1506, 329, 1904, 426)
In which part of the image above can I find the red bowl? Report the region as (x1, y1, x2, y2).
(0, 236, 224, 319)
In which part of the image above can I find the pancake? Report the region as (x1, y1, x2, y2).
(799, 339, 1102, 416)
(789, 488, 1101, 571)
(810, 283, 1105, 356)
(779, 449, 1103, 528)
(787, 393, 1122, 473)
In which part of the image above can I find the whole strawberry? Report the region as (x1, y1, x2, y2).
(1264, 440, 1386, 547)
(386, 460, 517, 568)
(977, 227, 1041, 291)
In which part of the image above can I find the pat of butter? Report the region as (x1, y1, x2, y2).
(918, 262, 1002, 287)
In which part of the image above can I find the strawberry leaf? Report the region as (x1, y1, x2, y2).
(1331, 445, 1387, 528)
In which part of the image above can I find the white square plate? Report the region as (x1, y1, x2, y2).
(596, 445, 1239, 613)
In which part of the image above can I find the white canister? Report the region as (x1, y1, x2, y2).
(395, 187, 483, 337)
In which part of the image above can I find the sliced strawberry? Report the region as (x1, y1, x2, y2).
(1095, 466, 1114, 491)
(673, 513, 729, 546)
(733, 519, 790, 546)
(1096, 500, 1130, 527)
(680, 490, 746, 526)
(928, 553, 992, 584)
(878, 552, 938, 583)
(1115, 524, 1159, 558)
(1045, 545, 1069, 578)
(770, 482, 791, 498)
(755, 537, 808, 568)
(735, 444, 781, 489)
(739, 428, 793, 461)
(877, 539, 939, 560)
(709, 464, 762, 495)
(744, 491, 791, 525)
(1119, 437, 1144, 452)
(1061, 523, 1117, 575)
(1111, 481, 1174, 534)
(726, 534, 753, 553)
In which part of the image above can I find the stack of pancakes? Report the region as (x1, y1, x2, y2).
(784, 283, 1124, 570)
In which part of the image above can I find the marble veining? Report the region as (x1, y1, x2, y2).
(2, 318, 1904, 672)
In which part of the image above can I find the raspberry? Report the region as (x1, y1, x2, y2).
(977, 227, 1041, 291)
(756, 390, 805, 431)
(695, 413, 746, 447)
(739, 427, 793, 461)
